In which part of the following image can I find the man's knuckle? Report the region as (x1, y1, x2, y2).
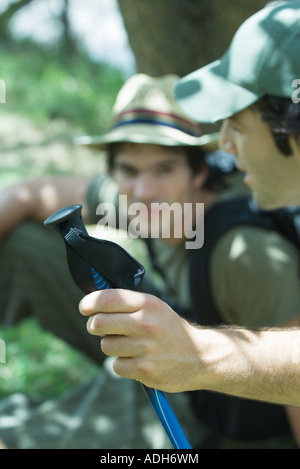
(136, 359, 155, 380)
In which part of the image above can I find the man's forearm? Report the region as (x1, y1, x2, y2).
(0, 175, 91, 240)
(80, 290, 300, 407)
(193, 326, 300, 406)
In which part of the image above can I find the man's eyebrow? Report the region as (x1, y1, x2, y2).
(114, 161, 136, 170)
(115, 157, 181, 171)
(227, 115, 241, 124)
(227, 113, 247, 128)
(112, 161, 140, 175)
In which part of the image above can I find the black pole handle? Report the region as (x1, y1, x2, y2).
(44, 204, 145, 293)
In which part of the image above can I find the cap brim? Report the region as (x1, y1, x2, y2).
(75, 125, 219, 153)
(175, 59, 261, 123)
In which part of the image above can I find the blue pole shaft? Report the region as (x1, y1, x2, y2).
(143, 386, 192, 449)
(92, 268, 192, 449)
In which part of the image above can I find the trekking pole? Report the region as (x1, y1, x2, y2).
(44, 204, 192, 450)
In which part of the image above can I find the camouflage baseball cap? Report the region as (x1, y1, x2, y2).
(175, 1, 300, 123)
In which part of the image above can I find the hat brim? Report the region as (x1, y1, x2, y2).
(75, 124, 219, 153)
(175, 59, 261, 124)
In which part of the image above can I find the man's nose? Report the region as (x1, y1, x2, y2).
(219, 120, 237, 155)
(133, 172, 157, 201)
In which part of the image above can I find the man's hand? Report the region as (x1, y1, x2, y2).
(79, 289, 300, 406)
(79, 289, 202, 392)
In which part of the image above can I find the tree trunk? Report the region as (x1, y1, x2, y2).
(59, 0, 78, 58)
(0, 0, 34, 41)
(117, 0, 268, 76)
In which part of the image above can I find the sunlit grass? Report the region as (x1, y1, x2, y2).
(0, 318, 99, 400)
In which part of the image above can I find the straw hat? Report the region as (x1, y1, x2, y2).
(75, 74, 219, 152)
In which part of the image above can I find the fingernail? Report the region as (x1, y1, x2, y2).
(79, 297, 85, 314)
(87, 315, 94, 330)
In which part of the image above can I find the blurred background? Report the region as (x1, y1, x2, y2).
(0, 0, 269, 402)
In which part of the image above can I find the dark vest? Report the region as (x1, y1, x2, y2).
(147, 196, 300, 447)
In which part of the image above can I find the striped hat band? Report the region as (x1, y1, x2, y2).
(112, 108, 203, 137)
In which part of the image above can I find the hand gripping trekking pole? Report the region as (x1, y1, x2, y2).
(44, 204, 192, 449)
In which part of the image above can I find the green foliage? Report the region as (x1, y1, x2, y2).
(0, 40, 125, 134)
(0, 40, 126, 400)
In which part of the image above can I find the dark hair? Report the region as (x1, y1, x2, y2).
(252, 95, 300, 156)
(179, 145, 229, 192)
(107, 142, 228, 192)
